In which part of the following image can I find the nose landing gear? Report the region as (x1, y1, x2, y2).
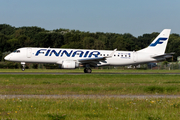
(21, 62, 26, 71)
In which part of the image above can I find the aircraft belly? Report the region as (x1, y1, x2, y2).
(104, 58, 134, 66)
(24, 56, 60, 63)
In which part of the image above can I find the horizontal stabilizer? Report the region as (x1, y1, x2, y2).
(151, 52, 175, 59)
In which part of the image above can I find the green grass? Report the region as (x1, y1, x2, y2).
(1, 98, 180, 120)
(0, 68, 180, 73)
(0, 71, 180, 119)
(0, 74, 180, 95)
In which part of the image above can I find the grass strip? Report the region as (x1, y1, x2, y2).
(0, 98, 180, 120)
(0, 74, 180, 95)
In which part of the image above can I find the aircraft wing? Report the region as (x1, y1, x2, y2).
(78, 57, 106, 62)
(78, 57, 107, 67)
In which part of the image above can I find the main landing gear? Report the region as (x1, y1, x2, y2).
(21, 62, 26, 71)
(84, 64, 92, 73)
(84, 68, 92, 73)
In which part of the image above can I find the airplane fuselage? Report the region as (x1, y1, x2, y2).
(5, 47, 157, 66)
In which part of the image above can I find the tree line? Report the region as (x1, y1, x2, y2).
(0, 24, 180, 61)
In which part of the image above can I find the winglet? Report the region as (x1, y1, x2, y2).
(109, 48, 117, 57)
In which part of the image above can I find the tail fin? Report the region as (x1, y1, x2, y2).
(138, 29, 171, 54)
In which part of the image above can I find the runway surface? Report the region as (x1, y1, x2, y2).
(0, 72, 180, 75)
(1, 95, 180, 99)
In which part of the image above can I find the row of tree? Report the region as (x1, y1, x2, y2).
(0, 24, 180, 61)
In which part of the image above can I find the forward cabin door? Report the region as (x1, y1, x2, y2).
(133, 51, 138, 62)
(27, 48, 32, 58)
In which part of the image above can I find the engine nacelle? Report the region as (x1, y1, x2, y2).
(61, 60, 79, 69)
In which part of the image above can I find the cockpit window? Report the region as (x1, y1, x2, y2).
(13, 50, 20, 53)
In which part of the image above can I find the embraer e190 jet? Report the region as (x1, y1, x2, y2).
(4, 29, 173, 73)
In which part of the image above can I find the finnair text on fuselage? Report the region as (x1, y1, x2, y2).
(35, 49, 131, 58)
(35, 49, 100, 57)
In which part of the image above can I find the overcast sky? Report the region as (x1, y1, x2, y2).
(1, 0, 180, 37)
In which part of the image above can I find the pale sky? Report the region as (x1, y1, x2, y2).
(1, 0, 180, 37)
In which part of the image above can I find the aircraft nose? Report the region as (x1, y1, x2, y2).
(4, 55, 10, 60)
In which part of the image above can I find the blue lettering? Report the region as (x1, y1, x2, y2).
(61, 50, 73, 57)
(35, 49, 102, 58)
(49, 50, 61, 56)
(84, 51, 89, 57)
(150, 38, 167, 47)
(72, 51, 84, 57)
(88, 51, 100, 57)
(35, 49, 47, 56)
(45, 50, 51, 56)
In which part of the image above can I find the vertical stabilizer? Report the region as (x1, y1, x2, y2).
(138, 29, 171, 54)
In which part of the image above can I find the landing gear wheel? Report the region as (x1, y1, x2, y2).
(84, 68, 92, 73)
(84, 68, 87, 73)
(87, 68, 92, 73)
(21, 64, 25, 71)
(22, 67, 25, 71)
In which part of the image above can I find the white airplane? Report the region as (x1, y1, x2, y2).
(4, 29, 173, 73)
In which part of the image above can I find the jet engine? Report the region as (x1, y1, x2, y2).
(61, 60, 79, 69)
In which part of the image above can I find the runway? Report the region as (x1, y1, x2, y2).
(0, 72, 180, 75)
(1, 95, 180, 99)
